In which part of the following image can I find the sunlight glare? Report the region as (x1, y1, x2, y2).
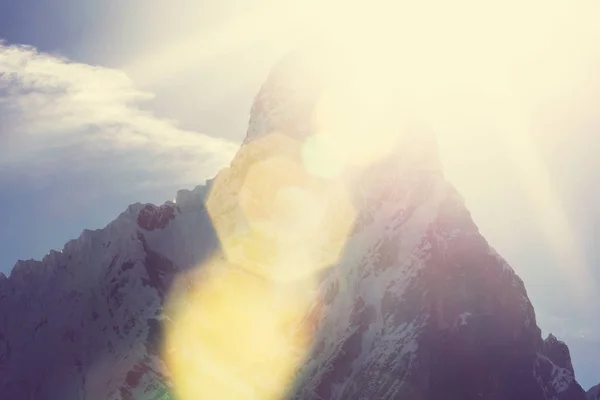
(206, 133, 356, 283)
(166, 133, 356, 399)
(298, 0, 600, 309)
(161, 1, 600, 398)
(164, 260, 314, 400)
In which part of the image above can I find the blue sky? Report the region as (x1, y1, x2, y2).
(0, 0, 599, 389)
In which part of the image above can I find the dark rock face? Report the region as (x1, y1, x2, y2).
(138, 233, 177, 298)
(542, 334, 577, 374)
(588, 384, 600, 400)
(137, 204, 176, 231)
(284, 179, 586, 400)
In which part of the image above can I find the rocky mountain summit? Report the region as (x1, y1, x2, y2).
(0, 47, 596, 399)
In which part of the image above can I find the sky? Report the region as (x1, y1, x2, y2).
(0, 0, 599, 390)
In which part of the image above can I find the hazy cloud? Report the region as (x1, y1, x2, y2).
(0, 41, 238, 189)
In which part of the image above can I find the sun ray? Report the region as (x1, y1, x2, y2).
(496, 109, 598, 313)
(122, 2, 309, 86)
(158, 1, 600, 398)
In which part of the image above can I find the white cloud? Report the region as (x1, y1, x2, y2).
(0, 41, 238, 188)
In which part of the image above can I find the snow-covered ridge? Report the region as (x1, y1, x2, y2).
(3, 183, 209, 283)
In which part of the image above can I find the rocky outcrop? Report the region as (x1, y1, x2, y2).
(137, 204, 176, 232)
(543, 334, 577, 374)
(588, 384, 600, 400)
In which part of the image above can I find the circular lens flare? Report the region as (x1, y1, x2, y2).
(206, 133, 356, 283)
(164, 260, 314, 400)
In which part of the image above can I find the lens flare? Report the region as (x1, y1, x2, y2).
(160, 2, 600, 397)
(167, 128, 358, 399)
(307, 81, 403, 175)
(206, 132, 356, 283)
(164, 260, 315, 400)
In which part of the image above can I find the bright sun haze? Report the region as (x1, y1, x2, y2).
(302, 0, 600, 308)
(159, 1, 600, 398)
(1, 0, 600, 396)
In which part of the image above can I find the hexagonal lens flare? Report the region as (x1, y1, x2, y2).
(206, 132, 356, 283)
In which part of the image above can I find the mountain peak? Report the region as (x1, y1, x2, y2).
(0, 48, 596, 399)
(543, 332, 576, 375)
(242, 45, 443, 191)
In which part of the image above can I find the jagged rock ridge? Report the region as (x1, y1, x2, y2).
(0, 47, 596, 399)
(588, 384, 600, 400)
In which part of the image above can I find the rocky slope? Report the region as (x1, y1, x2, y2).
(0, 189, 218, 399)
(0, 46, 596, 399)
(588, 384, 600, 400)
